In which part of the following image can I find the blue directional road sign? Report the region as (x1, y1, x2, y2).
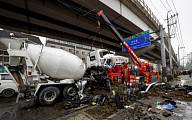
(122, 30, 150, 51)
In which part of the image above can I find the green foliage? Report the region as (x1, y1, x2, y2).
(174, 73, 178, 78)
(167, 74, 174, 81)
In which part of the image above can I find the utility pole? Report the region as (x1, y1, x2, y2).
(167, 11, 173, 74)
(166, 12, 178, 74)
(160, 25, 167, 82)
(178, 46, 179, 66)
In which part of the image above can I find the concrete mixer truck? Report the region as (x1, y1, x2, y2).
(0, 36, 117, 105)
(0, 37, 88, 105)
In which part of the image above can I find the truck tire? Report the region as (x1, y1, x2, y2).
(38, 86, 60, 105)
(63, 85, 77, 98)
(2, 89, 15, 97)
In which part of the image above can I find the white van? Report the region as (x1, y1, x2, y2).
(0, 73, 18, 97)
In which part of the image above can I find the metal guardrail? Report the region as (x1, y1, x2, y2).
(130, 0, 160, 28)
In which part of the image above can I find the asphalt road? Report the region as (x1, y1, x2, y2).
(0, 75, 191, 120)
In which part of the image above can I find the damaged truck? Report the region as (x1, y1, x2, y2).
(0, 37, 116, 105)
(0, 37, 88, 105)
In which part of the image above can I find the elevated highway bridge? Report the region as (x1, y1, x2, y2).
(0, 0, 178, 68)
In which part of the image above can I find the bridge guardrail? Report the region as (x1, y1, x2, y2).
(130, 0, 160, 28)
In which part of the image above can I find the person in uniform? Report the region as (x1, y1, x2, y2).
(121, 63, 128, 84)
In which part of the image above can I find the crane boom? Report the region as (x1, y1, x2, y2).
(97, 10, 143, 67)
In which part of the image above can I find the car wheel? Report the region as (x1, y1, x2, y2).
(38, 86, 60, 105)
(63, 85, 78, 98)
(2, 89, 15, 97)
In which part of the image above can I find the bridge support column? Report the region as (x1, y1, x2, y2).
(158, 64, 161, 73)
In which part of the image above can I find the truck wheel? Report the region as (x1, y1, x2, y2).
(63, 85, 77, 98)
(38, 86, 60, 105)
(2, 89, 15, 97)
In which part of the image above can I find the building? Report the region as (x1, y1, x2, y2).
(46, 38, 96, 65)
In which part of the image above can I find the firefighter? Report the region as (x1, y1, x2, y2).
(121, 63, 128, 84)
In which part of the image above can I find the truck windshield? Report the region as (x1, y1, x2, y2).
(106, 59, 111, 65)
(99, 51, 108, 58)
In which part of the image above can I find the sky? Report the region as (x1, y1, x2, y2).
(144, 0, 192, 64)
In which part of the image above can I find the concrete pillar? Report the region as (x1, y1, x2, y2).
(158, 64, 162, 73)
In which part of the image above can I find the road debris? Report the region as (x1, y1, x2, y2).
(173, 112, 183, 117)
(1, 75, 192, 120)
(162, 112, 171, 117)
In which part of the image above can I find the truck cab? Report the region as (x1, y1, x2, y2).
(86, 49, 115, 68)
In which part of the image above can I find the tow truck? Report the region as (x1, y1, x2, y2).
(96, 10, 159, 84)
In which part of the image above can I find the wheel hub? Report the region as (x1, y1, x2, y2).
(67, 87, 76, 96)
(44, 90, 56, 102)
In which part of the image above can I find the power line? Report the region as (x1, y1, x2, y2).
(165, 0, 187, 62)
(176, 23, 184, 47)
(171, 0, 178, 12)
(149, 0, 164, 21)
(165, 0, 174, 13)
(175, 29, 181, 47)
(173, 15, 185, 54)
(176, 31, 184, 60)
(164, 0, 177, 36)
(159, 0, 169, 11)
(170, 0, 185, 51)
(176, 17, 185, 47)
(165, 0, 178, 37)
(170, 0, 188, 66)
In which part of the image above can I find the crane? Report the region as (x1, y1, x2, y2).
(97, 10, 159, 84)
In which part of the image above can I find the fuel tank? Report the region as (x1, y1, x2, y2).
(27, 44, 86, 80)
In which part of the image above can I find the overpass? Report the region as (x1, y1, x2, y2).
(0, 0, 178, 67)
